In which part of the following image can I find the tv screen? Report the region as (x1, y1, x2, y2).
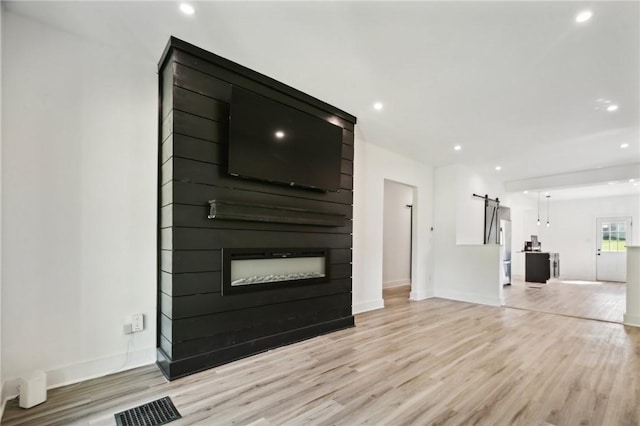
(228, 87, 343, 192)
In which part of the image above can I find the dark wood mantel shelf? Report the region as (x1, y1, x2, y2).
(208, 200, 346, 227)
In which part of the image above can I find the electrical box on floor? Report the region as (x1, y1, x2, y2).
(19, 370, 47, 409)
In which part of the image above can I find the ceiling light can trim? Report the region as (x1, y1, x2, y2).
(575, 10, 593, 23)
(180, 3, 195, 15)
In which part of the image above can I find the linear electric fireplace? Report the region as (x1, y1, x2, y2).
(223, 248, 329, 295)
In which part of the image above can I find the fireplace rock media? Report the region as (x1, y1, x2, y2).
(223, 248, 329, 295)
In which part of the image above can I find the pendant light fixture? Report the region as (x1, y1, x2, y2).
(546, 194, 551, 227)
(536, 192, 541, 226)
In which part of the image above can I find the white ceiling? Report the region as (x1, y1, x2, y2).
(5, 0, 640, 195)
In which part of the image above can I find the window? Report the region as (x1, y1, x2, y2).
(601, 222, 627, 252)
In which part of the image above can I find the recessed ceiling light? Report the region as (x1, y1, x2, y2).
(544, 192, 549, 196)
(275, 131, 285, 139)
(454, 145, 462, 151)
(630, 179, 636, 183)
(523, 190, 529, 194)
(634, 183, 639, 187)
(607, 104, 619, 112)
(180, 3, 195, 15)
(495, 166, 501, 171)
(575, 10, 593, 23)
(620, 143, 629, 148)
(373, 102, 383, 111)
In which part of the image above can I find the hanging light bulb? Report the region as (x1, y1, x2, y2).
(536, 192, 541, 226)
(546, 195, 551, 227)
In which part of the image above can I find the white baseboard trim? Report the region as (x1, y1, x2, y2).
(410, 289, 434, 301)
(353, 299, 384, 314)
(555, 275, 595, 282)
(383, 279, 411, 289)
(435, 289, 501, 307)
(623, 313, 640, 327)
(2, 346, 156, 403)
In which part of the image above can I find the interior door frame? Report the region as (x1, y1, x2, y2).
(382, 179, 416, 298)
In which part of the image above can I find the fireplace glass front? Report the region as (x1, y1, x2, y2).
(222, 249, 329, 295)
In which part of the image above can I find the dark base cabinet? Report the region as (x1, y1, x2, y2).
(525, 252, 551, 283)
(157, 37, 357, 380)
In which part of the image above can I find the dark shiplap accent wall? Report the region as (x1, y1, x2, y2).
(157, 37, 356, 380)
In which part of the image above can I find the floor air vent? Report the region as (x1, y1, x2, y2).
(114, 396, 181, 426)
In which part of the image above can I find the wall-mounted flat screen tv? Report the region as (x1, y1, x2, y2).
(228, 87, 343, 192)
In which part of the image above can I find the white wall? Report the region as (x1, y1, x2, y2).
(382, 180, 413, 288)
(455, 170, 491, 245)
(432, 165, 503, 306)
(518, 194, 640, 280)
(1, 12, 157, 398)
(625, 247, 640, 326)
(353, 142, 434, 313)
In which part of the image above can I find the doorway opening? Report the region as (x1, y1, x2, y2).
(503, 213, 631, 324)
(382, 179, 415, 305)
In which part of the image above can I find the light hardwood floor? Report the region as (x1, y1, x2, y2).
(3, 288, 639, 425)
(504, 278, 626, 323)
(382, 284, 411, 306)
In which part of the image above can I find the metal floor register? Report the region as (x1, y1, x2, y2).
(114, 396, 181, 426)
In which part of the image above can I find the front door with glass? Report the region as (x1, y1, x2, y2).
(596, 217, 632, 282)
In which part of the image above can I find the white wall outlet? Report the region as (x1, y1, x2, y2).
(131, 313, 144, 332)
